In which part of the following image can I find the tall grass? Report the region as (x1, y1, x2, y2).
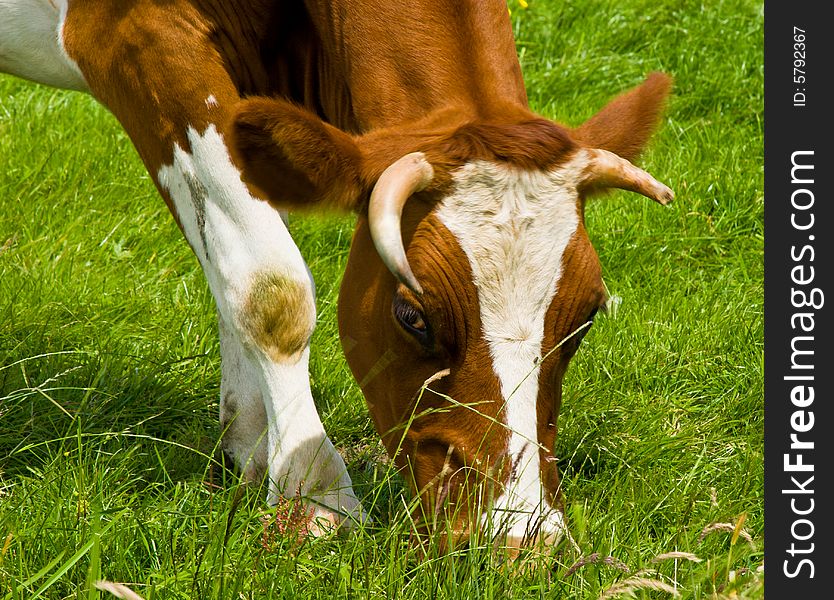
(1, 0, 763, 598)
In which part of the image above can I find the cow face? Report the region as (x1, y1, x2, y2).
(230, 73, 672, 548)
(338, 155, 611, 547)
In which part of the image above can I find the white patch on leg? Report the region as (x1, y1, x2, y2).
(218, 315, 268, 482)
(435, 156, 588, 542)
(157, 124, 364, 527)
(0, 0, 88, 91)
(258, 348, 366, 525)
(156, 124, 310, 324)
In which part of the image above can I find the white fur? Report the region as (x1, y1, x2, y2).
(156, 124, 308, 312)
(435, 155, 588, 541)
(218, 314, 268, 482)
(0, 0, 88, 91)
(157, 125, 363, 524)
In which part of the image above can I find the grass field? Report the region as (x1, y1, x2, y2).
(0, 0, 763, 598)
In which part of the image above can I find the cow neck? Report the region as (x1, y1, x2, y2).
(302, 0, 529, 132)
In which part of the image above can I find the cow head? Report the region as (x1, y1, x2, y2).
(230, 73, 672, 549)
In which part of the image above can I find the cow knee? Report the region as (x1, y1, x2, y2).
(239, 269, 316, 363)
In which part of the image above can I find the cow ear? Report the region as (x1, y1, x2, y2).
(573, 72, 672, 162)
(229, 97, 366, 211)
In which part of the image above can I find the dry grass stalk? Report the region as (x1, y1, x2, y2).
(651, 551, 702, 563)
(598, 574, 680, 599)
(565, 552, 631, 577)
(95, 580, 145, 600)
(731, 512, 747, 546)
(698, 522, 753, 544)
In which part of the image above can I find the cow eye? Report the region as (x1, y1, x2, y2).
(393, 297, 429, 340)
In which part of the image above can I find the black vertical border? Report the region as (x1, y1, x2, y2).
(764, 2, 832, 595)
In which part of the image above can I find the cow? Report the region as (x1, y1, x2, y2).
(1, 0, 673, 549)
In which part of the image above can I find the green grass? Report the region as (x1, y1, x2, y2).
(0, 0, 763, 598)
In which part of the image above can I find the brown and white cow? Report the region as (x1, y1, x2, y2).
(1, 0, 672, 547)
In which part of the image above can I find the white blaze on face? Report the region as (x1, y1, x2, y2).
(434, 154, 588, 541)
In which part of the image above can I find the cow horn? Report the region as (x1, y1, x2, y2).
(583, 148, 674, 205)
(369, 152, 434, 295)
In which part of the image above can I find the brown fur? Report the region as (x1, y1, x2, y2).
(229, 101, 583, 213)
(339, 210, 510, 537)
(52, 0, 671, 545)
(229, 73, 670, 214)
(230, 98, 365, 211)
(574, 72, 673, 162)
(536, 228, 607, 508)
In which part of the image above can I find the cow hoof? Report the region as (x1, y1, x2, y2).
(307, 506, 342, 536)
(265, 491, 369, 540)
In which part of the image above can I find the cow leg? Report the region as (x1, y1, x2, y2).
(161, 135, 364, 529)
(216, 210, 291, 483)
(156, 127, 365, 530)
(218, 313, 268, 483)
(58, 4, 364, 531)
(218, 306, 363, 534)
